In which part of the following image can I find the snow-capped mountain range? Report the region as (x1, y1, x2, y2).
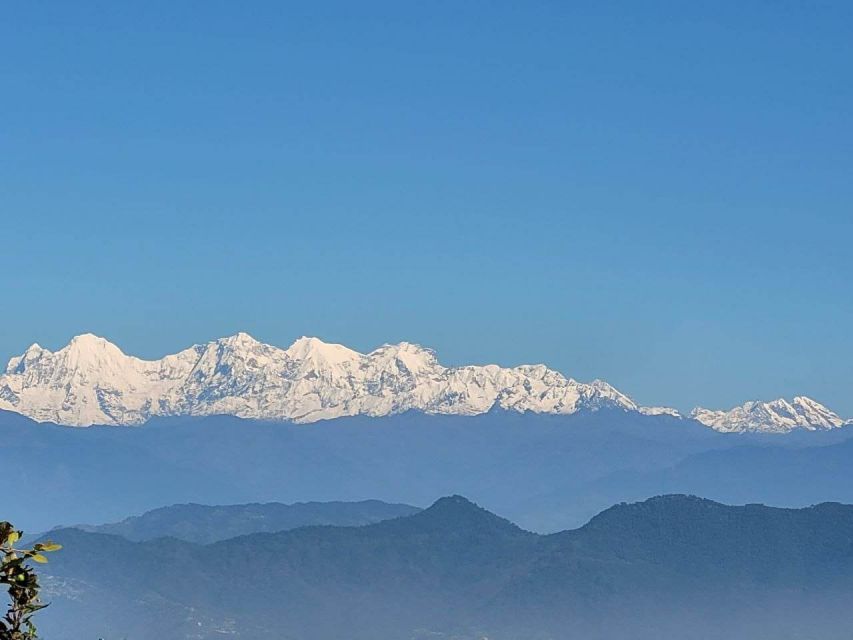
(689, 397, 849, 434)
(0, 333, 849, 433)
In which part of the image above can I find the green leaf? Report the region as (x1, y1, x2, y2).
(30, 554, 48, 564)
(39, 543, 62, 552)
(6, 531, 20, 545)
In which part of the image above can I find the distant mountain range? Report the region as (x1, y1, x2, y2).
(0, 333, 849, 432)
(8, 408, 853, 534)
(72, 499, 420, 543)
(38, 494, 853, 640)
(689, 396, 848, 432)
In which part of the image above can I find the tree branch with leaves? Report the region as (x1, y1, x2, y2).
(0, 522, 61, 640)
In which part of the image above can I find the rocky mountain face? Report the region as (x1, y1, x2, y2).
(0, 333, 849, 432)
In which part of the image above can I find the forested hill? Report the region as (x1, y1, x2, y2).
(39, 494, 853, 640)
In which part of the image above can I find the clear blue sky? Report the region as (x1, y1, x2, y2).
(2, 2, 852, 414)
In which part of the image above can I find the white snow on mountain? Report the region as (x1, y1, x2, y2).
(0, 333, 659, 427)
(689, 396, 849, 434)
(639, 406, 682, 418)
(1, 333, 848, 432)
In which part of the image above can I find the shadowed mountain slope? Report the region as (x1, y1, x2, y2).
(73, 499, 421, 543)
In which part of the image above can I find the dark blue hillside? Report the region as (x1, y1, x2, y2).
(37, 495, 853, 640)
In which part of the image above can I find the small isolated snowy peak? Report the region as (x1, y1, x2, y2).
(690, 396, 847, 433)
(639, 406, 682, 418)
(0, 333, 658, 427)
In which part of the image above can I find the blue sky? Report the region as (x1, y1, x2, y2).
(2, 2, 852, 414)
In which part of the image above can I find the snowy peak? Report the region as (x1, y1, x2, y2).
(5, 343, 46, 374)
(639, 406, 682, 418)
(60, 333, 133, 371)
(285, 336, 362, 369)
(690, 396, 846, 433)
(67, 332, 114, 348)
(217, 332, 264, 348)
(369, 342, 439, 373)
(0, 333, 649, 427)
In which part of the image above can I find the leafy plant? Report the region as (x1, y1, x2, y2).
(0, 522, 61, 640)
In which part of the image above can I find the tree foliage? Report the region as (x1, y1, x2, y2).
(0, 522, 61, 640)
